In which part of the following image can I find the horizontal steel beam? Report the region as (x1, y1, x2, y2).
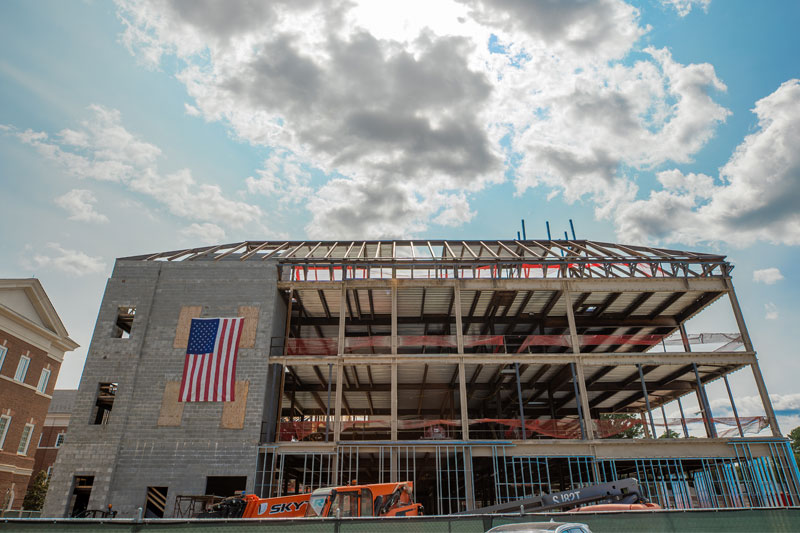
(276, 352, 755, 366)
(278, 277, 729, 292)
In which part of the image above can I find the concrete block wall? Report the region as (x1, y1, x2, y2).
(43, 258, 283, 517)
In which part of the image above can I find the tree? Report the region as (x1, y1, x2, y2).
(789, 426, 800, 464)
(600, 413, 644, 439)
(659, 429, 680, 439)
(22, 470, 49, 511)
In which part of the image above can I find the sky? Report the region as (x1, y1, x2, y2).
(1, 0, 799, 434)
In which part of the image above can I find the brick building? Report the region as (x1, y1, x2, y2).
(0, 279, 78, 511)
(32, 390, 77, 484)
(42, 241, 800, 517)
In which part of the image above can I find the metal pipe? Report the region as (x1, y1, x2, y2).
(521, 219, 527, 240)
(570, 363, 587, 440)
(693, 363, 717, 438)
(326, 363, 332, 442)
(677, 397, 690, 438)
(569, 219, 576, 240)
(638, 364, 657, 438)
(723, 374, 744, 437)
(546, 221, 551, 240)
(514, 363, 526, 440)
(661, 405, 671, 437)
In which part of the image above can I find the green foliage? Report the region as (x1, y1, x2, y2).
(22, 470, 49, 511)
(789, 426, 800, 463)
(659, 429, 681, 439)
(600, 413, 644, 439)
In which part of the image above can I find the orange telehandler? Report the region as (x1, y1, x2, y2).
(202, 481, 422, 519)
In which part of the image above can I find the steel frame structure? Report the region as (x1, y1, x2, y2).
(131, 240, 797, 513)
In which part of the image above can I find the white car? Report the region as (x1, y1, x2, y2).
(486, 521, 592, 533)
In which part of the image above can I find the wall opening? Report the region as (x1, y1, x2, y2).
(205, 476, 246, 497)
(92, 382, 117, 425)
(112, 306, 136, 338)
(145, 486, 168, 518)
(68, 475, 94, 517)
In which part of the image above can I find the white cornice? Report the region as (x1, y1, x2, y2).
(0, 308, 78, 360)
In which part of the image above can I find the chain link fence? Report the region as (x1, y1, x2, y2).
(3, 509, 800, 532)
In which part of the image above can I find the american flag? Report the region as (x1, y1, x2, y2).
(179, 317, 244, 402)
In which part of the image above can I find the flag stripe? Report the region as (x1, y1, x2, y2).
(179, 317, 244, 402)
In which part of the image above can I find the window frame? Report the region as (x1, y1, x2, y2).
(37, 368, 51, 393)
(0, 414, 10, 450)
(18, 423, 34, 455)
(55, 432, 65, 448)
(14, 354, 30, 383)
(0, 345, 7, 371)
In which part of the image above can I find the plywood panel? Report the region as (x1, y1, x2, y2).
(174, 306, 203, 349)
(157, 381, 184, 426)
(221, 380, 249, 429)
(238, 306, 260, 348)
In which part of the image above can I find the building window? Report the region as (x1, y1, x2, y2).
(0, 345, 7, 371)
(92, 382, 118, 425)
(112, 306, 136, 338)
(14, 355, 30, 383)
(145, 486, 169, 518)
(56, 432, 65, 447)
(18, 423, 34, 455)
(46, 466, 53, 480)
(0, 415, 10, 449)
(37, 368, 51, 393)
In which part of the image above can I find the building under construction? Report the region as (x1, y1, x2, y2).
(43, 240, 800, 517)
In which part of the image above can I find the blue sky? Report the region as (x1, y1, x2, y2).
(1, 0, 799, 431)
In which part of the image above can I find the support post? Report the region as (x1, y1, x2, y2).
(724, 278, 781, 437)
(564, 284, 594, 439)
(391, 282, 398, 443)
(661, 405, 670, 437)
(514, 363, 526, 440)
(570, 363, 587, 440)
(391, 362, 398, 442)
(681, 324, 716, 438)
(335, 284, 347, 442)
(326, 363, 332, 442)
(283, 289, 293, 356)
(334, 363, 343, 442)
(723, 374, 744, 438)
(454, 283, 469, 440)
(638, 364, 657, 438)
(640, 412, 651, 438)
(693, 362, 717, 438)
(677, 396, 690, 438)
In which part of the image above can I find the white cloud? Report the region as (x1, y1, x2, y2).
(613, 79, 800, 246)
(711, 392, 800, 416)
(114, 0, 731, 238)
(765, 302, 779, 320)
(26, 243, 106, 276)
(661, 0, 711, 17)
(753, 267, 784, 285)
(12, 105, 263, 230)
(180, 222, 226, 243)
(55, 189, 109, 223)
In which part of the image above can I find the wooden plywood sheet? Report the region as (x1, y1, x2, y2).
(157, 381, 184, 426)
(238, 306, 259, 349)
(174, 305, 203, 349)
(221, 380, 249, 429)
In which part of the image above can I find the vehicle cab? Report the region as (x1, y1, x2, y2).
(305, 486, 375, 517)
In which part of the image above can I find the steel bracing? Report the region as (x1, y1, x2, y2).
(127, 239, 795, 512)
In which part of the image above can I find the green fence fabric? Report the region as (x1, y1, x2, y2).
(3, 509, 800, 532)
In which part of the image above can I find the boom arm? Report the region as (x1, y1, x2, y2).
(457, 478, 646, 515)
